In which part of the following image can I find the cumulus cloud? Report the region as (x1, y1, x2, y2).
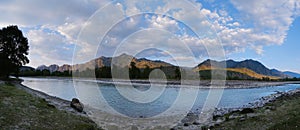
(230, 0, 300, 45)
(0, 0, 299, 67)
(81, 0, 300, 65)
(25, 28, 74, 67)
(147, 15, 179, 32)
(0, 0, 110, 67)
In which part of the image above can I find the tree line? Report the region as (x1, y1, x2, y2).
(18, 69, 72, 77)
(19, 62, 182, 79)
(19, 64, 300, 81)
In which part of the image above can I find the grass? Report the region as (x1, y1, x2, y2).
(197, 66, 280, 80)
(212, 92, 300, 130)
(0, 82, 101, 130)
(226, 68, 279, 80)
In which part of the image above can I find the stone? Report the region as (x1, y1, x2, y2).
(192, 121, 201, 125)
(266, 106, 276, 110)
(47, 103, 56, 108)
(239, 117, 246, 122)
(216, 118, 224, 124)
(229, 113, 240, 119)
(70, 98, 84, 112)
(240, 108, 254, 114)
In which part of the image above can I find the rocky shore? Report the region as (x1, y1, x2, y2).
(213, 88, 300, 117)
(173, 87, 300, 129)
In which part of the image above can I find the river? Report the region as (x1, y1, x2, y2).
(20, 77, 300, 118)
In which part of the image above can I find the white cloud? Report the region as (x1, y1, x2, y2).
(0, 0, 107, 26)
(252, 45, 264, 55)
(26, 28, 74, 67)
(147, 15, 179, 32)
(0, 0, 110, 67)
(90, 0, 300, 65)
(1, 0, 300, 67)
(230, 0, 300, 45)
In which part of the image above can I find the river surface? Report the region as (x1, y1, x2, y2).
(21, 77, 300, 118)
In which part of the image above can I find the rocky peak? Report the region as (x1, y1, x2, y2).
(36, 65, 48, 71)
(48, 64, 59, 73)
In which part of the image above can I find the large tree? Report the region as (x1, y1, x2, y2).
(0, 25, 29, 78)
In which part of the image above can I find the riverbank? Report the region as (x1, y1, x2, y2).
(173, 87, 300, 129)
(211, 88, 300, 129)
(0, 80, 101, 129)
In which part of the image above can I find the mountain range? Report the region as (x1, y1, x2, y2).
(29, 54, 299, 79)
(36, 54, 173, 72)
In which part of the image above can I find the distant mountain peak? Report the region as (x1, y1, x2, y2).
(283, 71, 300, 78)
(117, 53, 133, 58)
(196, 59, 287, 78)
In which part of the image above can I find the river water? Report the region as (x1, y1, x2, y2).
(21, 77, 300, 118)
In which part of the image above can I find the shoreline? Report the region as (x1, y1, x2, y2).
(213, 87, 300, 117)
(21, 76, 300, 88)
(0, 79, 100, 129)
(210, 87, 300, 129)
(173, 87, 300, 129)
(12, 80, 87, 117)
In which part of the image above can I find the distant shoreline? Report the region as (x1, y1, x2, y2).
(21, 76, 300, 88)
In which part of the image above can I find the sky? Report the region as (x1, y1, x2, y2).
(0, 0, 299, 73)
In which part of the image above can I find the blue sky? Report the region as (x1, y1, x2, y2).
(0, 0, 299, 73)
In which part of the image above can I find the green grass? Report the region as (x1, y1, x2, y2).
(0, 83, 101, 130)
(212, 92, 300, 130)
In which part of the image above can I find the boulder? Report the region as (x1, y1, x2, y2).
(70, 98, 84, 112)
(240, 108, 254, 114)
(183, 123, 189, 127)
(47, 103, 56, 108)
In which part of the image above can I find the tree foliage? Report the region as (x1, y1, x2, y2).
(129, 62, 141, 79)
(0, 25, 29, 78)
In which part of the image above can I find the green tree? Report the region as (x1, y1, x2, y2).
(0, 25, 29, 78)
(142, 65, 151, 79)
(42, 69, 50, 76)
(175, 67, 181, 79)
(129, 62, 140, 79)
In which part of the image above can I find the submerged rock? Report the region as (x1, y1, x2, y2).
(70, 98, 84, 112)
